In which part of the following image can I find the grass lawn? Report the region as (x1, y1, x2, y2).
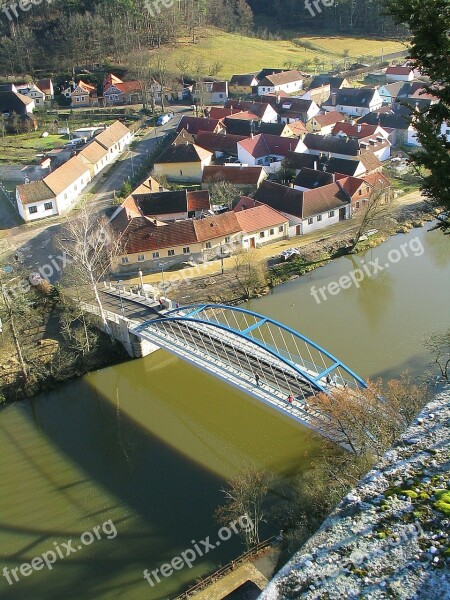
(161, 28, 406, 79)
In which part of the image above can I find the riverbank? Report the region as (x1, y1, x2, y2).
(138, 194, 436, 307)
(260, 388, 450, 599)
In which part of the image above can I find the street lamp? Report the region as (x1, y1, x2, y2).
(157, 263, 166, 298)
(117, 279, 124, 316)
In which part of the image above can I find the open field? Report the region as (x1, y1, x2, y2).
(161, 28, 406, 79)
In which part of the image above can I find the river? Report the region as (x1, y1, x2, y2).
(0, 225, 449, 600)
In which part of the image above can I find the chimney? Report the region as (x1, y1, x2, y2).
(314, 160, 318, 171)
(357, 124, 362, 133)
(250, 132, 254, 139)
(159, 186, 164, 192)
(332, 173, 335, 182)
(276, 93, 281, 104)
(331, 92, 337, 106)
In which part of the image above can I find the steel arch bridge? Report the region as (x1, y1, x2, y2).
(132, 304, 367, 446)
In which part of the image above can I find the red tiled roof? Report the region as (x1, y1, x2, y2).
(234, 205, 287, 233)
(113, 81, 142, 95)
(386, 66, 412, 75)
(193, 212, 241, 241)
(208, 107, 243, 120)
(332, 122, 389, 138)
(187, 190, 211, 212)
(202, 166, 266, 186)
(302, 183, 349, 218)
(313, 111, 345, 127)
(177, 116, 223, 134)
(195, 132, 246, 154)
(238, 134, 301, 158)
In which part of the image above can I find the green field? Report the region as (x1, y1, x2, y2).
(162, 28, 407, 79)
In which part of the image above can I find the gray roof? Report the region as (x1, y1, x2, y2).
(324, 87, 378, 108)
(303, 133, 360, 156)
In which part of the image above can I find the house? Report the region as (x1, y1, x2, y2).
(300, 85, 331, 107)
(237, 134, 306, 173)
(113, 212, 242, 272)
(253, 179, 350, 236)
(307, 111, 345, 135)
(93, 120, 133, 164)
(331, 122, 391, 141)
(194, 132, 246, 157)
(293, 167, 337, 191)
(192, 81, 229, 104)
(201, 165, 268, 194)
(262, 95, 320, 124)
(377, 82, 404, 106)
(258, 122, 307, 138)
(153, 143, 213, 183)
(16, 156, 91, 222)
(303, 132, 391, 162)
(177, 116, 225, 135)
(126, 189, 211, 221)
(285, 151, 367, 177)
(340, 172, 391, 211)
(358, 108, 411, 146)
(225, 100, 279, 123)
(0, 84, 34, 115)
(309, 76, 349, 91)
(233, 204, 289, 249)
(224, 118, 257, 137)
(15, 84, 46, 108)
(103, 74, 142, 105)
(385, 66, 415, 82)
(322, 88, 383, 117)
(77, 140, 109, 176)
(257, 70, 304, 96)
(36, 78, 54, 102)
(229, 74, 259, 94)
(70, 80, 98, 107)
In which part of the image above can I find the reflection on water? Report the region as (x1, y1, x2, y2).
(0, 225, 449, 599)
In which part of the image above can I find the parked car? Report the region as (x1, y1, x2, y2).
(156, 112, 174, 126)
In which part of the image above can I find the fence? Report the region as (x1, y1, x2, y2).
(172, 536, 277, 600)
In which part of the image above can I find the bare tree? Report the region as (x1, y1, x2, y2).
(56, 205, 121, 337)
(216, 470, 271, 549)
(232, 250, 267, 299)
(350, 185, 391, 251)
(207, 178, 239, 210)
(208, 61, 224, 78)
(424, 329, 450, 382)
(310, 375, 428, 458)
(153, 52, 169, 113)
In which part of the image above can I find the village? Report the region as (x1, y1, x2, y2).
(1, 61, 445, 287)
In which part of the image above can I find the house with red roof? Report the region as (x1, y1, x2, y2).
(192, 81, 229, 104)
(70, 80, 98, 107)
(237, 134, 306, 173)
(385, 66, 416, 82)
(234, 204, 289, 249)
(202, 165, 268, 194)
(307, 111, 346, 135)
(177, 116, 225, 135)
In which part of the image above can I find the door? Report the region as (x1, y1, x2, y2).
(249, 237, 256, 249)
(339, 208, 346, 221)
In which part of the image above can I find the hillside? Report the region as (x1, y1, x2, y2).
(161, 29, 406, 79)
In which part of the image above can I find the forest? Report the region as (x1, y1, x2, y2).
(0, 0, 406, 76)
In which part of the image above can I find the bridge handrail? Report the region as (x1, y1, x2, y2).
(162, 304, 367, 389)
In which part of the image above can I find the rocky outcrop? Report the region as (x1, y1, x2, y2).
(260, 389, 450, 600)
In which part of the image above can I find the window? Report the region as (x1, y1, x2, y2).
(28, 206, 37, 214)
(358, 189, 362, 195)
(205, 242, 212, 249)
(269, 228, 275, 235)
(152, 252, 160, 259)
(183, 247, 190, 254)
(121, 257, 129, 264)
(278, 226, 283, 232)
(317, 215, 322, 222)
(225, 236, 230, 243)
(259, 232, 265, 238)
(307, 217, 313, 225)
(138, 255, 145, 261)
(44, 202, 53, 211)
(168, 249, 175, 256)
(355, 201, 360, 209)
(64, 193, 67, 199)
(328, 211, 335, 218)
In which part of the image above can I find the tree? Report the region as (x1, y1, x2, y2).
(423, 329, 450, 382)
(385, 0, 450, 231)
(208, 61, 224, 78)
(232, 249, 267, 299)
(309, 375, 428, 458)
(207, 178, 239, 210)
(56, 205, 121, 338)
(216, 469, 271, 549)
(349, 185, 391, 251)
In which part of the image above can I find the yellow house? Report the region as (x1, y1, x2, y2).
(153, 142, 213, 183)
